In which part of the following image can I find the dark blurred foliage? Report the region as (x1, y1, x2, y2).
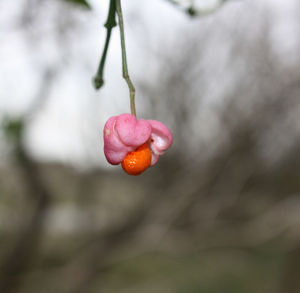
(65, 0, 91, 10)
(1, 1, 300, 293)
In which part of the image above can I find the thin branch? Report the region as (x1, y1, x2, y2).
(93, 0, 117, 89)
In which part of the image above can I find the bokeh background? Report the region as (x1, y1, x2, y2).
(1, 0, 300, 292)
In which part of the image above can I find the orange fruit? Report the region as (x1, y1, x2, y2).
(121, 143, 152, 176)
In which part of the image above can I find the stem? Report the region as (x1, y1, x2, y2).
(115, 0, 136, 116)
(93, 0, 116, 90)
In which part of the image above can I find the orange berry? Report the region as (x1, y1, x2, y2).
(121, 143, 152, 176)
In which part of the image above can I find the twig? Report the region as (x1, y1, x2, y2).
(93, 0, 117, 89)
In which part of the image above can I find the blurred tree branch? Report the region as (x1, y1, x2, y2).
(164, 0, 234, 17)
(0, 129, 52, 293)
(0, 64, 57, 293)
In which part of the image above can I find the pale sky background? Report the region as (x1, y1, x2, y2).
(0, 0, 299, 168)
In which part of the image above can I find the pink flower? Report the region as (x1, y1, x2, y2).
(103, 113, 172, 166)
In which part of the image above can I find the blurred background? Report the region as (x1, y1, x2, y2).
(1, 0, 300, 292)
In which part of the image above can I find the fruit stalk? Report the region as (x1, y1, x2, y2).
(115, 0, 137, 116)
